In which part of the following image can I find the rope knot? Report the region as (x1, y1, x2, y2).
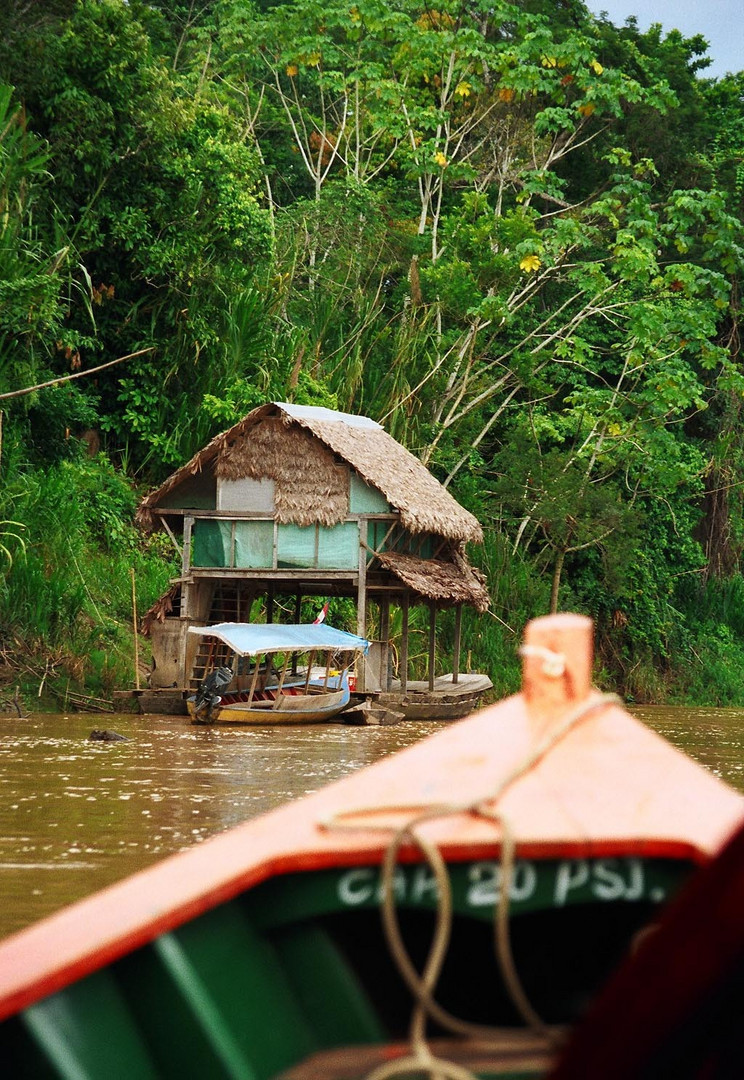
(518, 643, 566, 678)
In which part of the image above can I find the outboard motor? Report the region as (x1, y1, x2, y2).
(193, 665, 234, 719)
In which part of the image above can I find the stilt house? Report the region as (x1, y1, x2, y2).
(136, 402, 490, 715)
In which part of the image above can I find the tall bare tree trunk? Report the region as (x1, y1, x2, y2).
(550, 548, 565, 614)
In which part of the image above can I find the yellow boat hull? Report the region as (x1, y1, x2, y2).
(187, 685, 350, 725)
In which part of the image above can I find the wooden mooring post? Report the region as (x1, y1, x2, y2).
(520, 612, 594, 725)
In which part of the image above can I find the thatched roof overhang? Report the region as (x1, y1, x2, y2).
(136, 403, 483, 544)
(140, 584, 180, 636)
(376, 550, 490, 613)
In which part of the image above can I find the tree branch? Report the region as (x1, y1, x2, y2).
(0, 347, 155, 401)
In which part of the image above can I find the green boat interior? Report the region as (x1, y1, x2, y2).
(0, 856, 694, 1080)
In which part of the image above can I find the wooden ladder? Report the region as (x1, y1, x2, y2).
(189, 583, 258, 690)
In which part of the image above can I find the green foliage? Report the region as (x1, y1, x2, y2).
(0, 84, 72, 395)
(0, 520, 25, 571)
(1, 1, 273, 474)
(0, 0, 743, 702)
(0, 446, 177, 694)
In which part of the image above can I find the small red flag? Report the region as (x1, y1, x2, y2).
(313, 601, 329, 624)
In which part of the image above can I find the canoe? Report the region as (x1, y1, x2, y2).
(0, 613, 742, 1079)
(186, 622, 368, 725)
(189, 676, 352, 725)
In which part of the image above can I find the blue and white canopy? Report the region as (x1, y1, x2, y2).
(187, 622, 370, 656)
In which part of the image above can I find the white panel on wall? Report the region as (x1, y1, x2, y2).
(217, 476, 275, 511)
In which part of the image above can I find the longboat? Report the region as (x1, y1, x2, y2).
(0, 613, 742, 1079)
(186, 622, 369, 725)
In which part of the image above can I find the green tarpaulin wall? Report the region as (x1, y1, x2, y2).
(192, 521, 361, 569)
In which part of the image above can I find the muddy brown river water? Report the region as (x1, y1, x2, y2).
(0, 704, 742, 940)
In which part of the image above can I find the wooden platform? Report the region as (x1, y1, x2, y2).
(377, 672, 494, 720)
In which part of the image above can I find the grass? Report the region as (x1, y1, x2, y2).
(0, 449, 177, 705)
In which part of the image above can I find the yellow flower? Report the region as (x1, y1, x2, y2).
(434, 151, 448, 168)
(519, 254, 541, 273)
(578, 102, 596, 117)
(455, 80, 471, 97)
(286, 63, 298, 77)
(590, 59, 604, 75)
(498, 87, 515, 102)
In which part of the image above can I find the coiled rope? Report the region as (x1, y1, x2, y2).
(320, 685, 621, 1080)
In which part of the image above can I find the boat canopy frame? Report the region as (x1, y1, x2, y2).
(188, 622, 370, 713)
(187, 622, 370, 657)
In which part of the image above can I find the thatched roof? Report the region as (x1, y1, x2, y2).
(140, 584, 180, 637)
(376, 551, 490, 612)
(216, 415, 349, 527)
(137, 402, 483, 543)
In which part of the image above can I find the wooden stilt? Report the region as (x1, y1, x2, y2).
(380, 595, 391, 691)
(292, 594, 302, 675)
(130, 568, 140, 691)
(453, 605, 462, 685)
(177, 515, 195, 687)
(428, 603, 436, 692)
(400, 594, 409, 693)
(357, 521, 368, 692)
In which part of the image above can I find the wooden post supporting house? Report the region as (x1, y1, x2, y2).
(453, 604, 462, 685)
(428, 603, 436, 692)
(400, 594, 409, 693)
(379, 595, 391, 692)
(177, 515, 195, 688)
(356, 519, 368, 692)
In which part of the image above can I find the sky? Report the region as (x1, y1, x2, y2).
(586, 0, 744, 78)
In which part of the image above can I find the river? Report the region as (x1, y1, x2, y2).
(0, 704, 743, 941)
